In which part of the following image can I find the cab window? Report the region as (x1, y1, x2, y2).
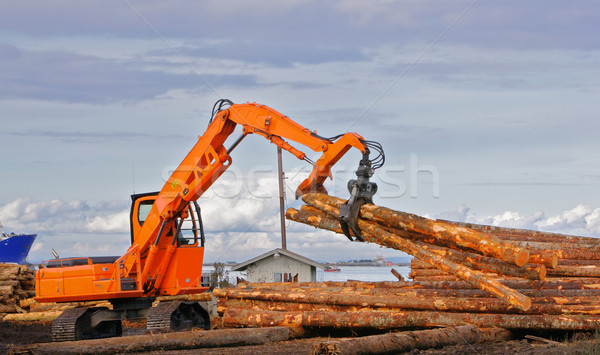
(138, 200, 154, 225)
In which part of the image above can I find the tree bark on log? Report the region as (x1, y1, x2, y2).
(0, 304, 18, 313)
(508, 240, 600, 253)
(390, 268, 404, 281)
(301, 193, 529, 266)
(559, 259, 600, 266)
(527, 252, 559, 269)
(216, 288, 534, 313)
(410, 278, 600, 290)
(216, 294, 600, 316)
(8, 327, 307, 355)
(217, 298, 356, 316)
(0, 280, 20, 287)
(441, 220, 600, 246)
(414, 241, 546, 280)
(237, 278, 600, 291)
(311, 325, 512, 355)
(223, 308, 600, 330)
(0, 285, 14, 295)
(233, 281, 600, 298)
(547, 265, 600, 278)
(155, 293, 213, 303)
(409, 268, 452, 277)
(3, 310, 63, 322)
(286, 208, 532, 311)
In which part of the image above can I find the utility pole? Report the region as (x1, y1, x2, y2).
(277, 146, 287, 249)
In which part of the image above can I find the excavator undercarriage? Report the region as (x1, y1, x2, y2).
(51, 298, 211, 341)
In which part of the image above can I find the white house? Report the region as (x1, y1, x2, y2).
(231, 248, 325, 283)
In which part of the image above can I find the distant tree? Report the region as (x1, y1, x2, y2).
(210, 262, 232, 290)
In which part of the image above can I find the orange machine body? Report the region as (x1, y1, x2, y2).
(36, 101, 373, 304)
(35, 248, 207, 303)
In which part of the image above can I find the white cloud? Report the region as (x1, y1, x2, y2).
(0, 197, 128, 234)
(436, 204, 600, 238)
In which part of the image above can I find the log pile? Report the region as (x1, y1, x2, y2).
(287, 193, 547, 311)
(205, 192, 600, 332)
(441, 220, 600, 278)
(214, 280, 600, 330)
(0, 264, 36, 315)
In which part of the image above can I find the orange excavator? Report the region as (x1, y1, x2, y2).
(36, 100, 384, 341)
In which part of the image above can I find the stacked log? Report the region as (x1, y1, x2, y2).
(223, 192, 600, 333)
(288, 194, 540, 311)
(413, 220, 600, 280)
(287, 194, 600, 305)
(215, 281, 600, 330)
(0, 264, 36, 315)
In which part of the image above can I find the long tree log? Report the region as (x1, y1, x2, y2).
(216, 288, 535, 314)
(0, 280, 20, 288)
(8, 327, 307, 355)
(155, 293, 213, 303)
(301, 193, 529, 266)
(508, 240, 600, 253)
(217, 298, 356, 316)
(408, 278, 600, 290)
(0, 285, 14, 295)
(215, 291, 600, 315)
(0, 304, 18, 313)
(379, 223, 558, 270)
(236, 282, 600, 298)
(287, 208, 532, 311)
(559, 259, 600, 266)
(237, 282, 600, 303)
(311, 325, 512, 355)
(411, 275, 463, 282)
(412, 259, 435, 269)
(441, 220, 600, 245)
(223, 308, 600, 330)
(409, 269, 456, 277)
(390, 268, 404, 281)
(547, 265, 600, 278)
(413, 241, 546, 280)
(3, 310, 63, 322)
(550, 249, 600, 261)
(237, 278, 600, 291)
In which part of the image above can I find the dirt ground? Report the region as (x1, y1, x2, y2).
(1, 320, 598, 355)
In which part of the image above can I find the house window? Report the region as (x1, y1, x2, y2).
(201, 274, 211, 287)
(274, 272, 297, 282)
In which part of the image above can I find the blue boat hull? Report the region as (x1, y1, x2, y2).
(0, 234, 37, 264)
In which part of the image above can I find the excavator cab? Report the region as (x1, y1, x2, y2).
(37, 193, 212, 341)
(131, 192, 205, 248)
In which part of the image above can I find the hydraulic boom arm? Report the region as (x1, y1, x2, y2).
(136, 100, 383, 293)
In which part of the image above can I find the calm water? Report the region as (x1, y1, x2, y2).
(321, 265, 411, 282)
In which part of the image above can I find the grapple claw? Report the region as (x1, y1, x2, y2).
(338, 153, 378, 242)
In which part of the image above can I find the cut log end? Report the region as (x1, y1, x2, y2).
(529, 253, 559, 269)
(537, 265, 547, 281)
(515, 249, 530, 267)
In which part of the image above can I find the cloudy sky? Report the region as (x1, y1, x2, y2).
(1, 1, 600, 264)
